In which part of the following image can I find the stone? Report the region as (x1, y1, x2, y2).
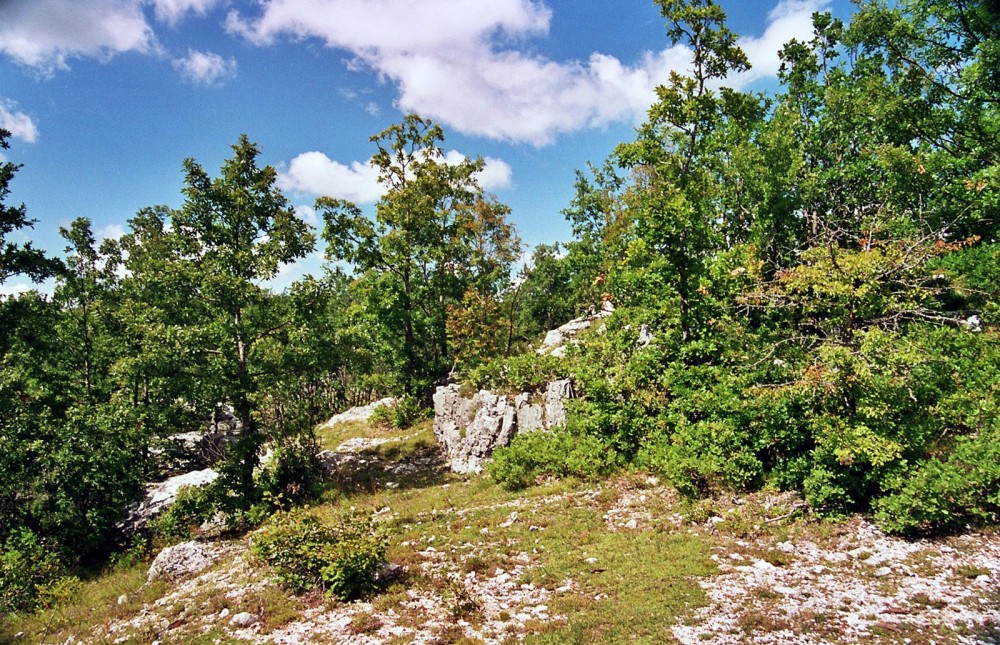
(323, 397, 397, 427)
(535, 307, 612, 356)
(126, 468, 219, 532)
(514, 393, 546, 433)
(432, 385, 516, 474)
(147, 540, 216, 582)
(433, 379, 575, 473)
(544, 379, 572, 428)
(229, 612, 258, 628)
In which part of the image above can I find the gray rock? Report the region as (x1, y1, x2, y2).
(147, 540, 216, 582)
(536, 307, 612, 357)
(514, 393, 546, 433)
(229, 612, 258, 628)
(323, 397, 397, 427)
(126, 468, 219, 532)
(433, 379, 574, 474)
(544, 379, 572, 428)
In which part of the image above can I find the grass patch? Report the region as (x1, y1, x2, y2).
(0, 560, 165, 644)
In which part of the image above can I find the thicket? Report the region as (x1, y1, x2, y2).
(487, 0, 1000, 536)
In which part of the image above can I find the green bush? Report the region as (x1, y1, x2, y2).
(369, 396, 426, 430)
(256, 436, 324, 508)
(874, 428, 1000, 535)
(465, 352, 567, 394)
(0, 528, 66, 615)
(488, 426, 621, 491)
(251, 508, 387, 601)
(148, 484, 217, 545)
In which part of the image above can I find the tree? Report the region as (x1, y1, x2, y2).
(125, 136, 315, 511)
(321, 115, 519, 395)
(0, 130, 60, 285)
(615, 0, 755, 340)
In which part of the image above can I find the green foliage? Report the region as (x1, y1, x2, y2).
(0, 129, 61, 285)
(321, 115, 520, 397)
(465, 352, 567, 394)
(251, 509, 387, 601)
(149, 485, 216, 545)
(368, 396, 426, 431)
(255, 436, 324, 509)
(488, 426, 622, 491)
(874, 427, 1000, 535)
(0, 528, 66, 615)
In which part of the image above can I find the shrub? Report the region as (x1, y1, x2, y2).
(148, 484, 216, 545)
(251, 509, 387, 601)
(465, 352, 566, 394)
(256, 436, 324, 508)
(488, 426, 621, 490)
(874, 428, 1000, 535)
(0, 528, 66, 615)
(369, 396, 425, 430)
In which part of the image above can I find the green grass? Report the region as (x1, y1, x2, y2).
(2, 418, 719, 645)
(0, 560, 167, 644)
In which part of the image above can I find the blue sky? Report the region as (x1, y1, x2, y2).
(0, 0, 853, 294)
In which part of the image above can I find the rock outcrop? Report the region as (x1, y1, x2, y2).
(322, 397, 397, 427)
(125, 468, 220, 533)
(147, 540, 219, 582)
(433, 379, 573, 474)
(536, 305, 613, 357)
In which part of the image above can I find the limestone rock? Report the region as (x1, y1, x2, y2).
(536, 307, 612, 357)
(544, 380, 572, 428)
(433, 386, 517, 474)
(147, 540, 216, 582)
(229, 612, 258, 628)
(126, 468, 219, 532)
(323, 397, 397, 427)
(433, 379, 574, 474)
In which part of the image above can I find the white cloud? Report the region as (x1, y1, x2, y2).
(172, 49, 237, 85)
(0, 0, 155, 75)
(736, 0, 827, 84)
(294, 203, 320, 227)
(280, 150, 514, 202)
(228, 0, 824, 146)
(279, 151, 383, 203)
(150, 0, 222, 25)
(0, 100, 39, 143)
(97, 223, 126, 241)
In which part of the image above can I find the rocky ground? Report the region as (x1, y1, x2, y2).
(40, 419, 1000, 645)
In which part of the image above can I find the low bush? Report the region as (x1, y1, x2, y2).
(465, 352, 567, 394)
(148, 484, 217, 545)
(873, 427, 1000, 535)
(488, 425, 622, 490)
(251, 508, 387, 601)
(369, 396, 426, 430)
(256, 436, 324, 508)
(0, 528, 67, 615)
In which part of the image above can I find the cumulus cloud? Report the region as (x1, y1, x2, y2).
(0, 100, 39, 143)
(227, 0, 825, 146)
(96, 223, 127, 241)
(150, 0, 222, 25)
(736, 0, 826, 84)
(279, 151, 383, 203)
(172, 49, 237, 85)
(0, 0, 155, 74)
(279, 150, 514, 203)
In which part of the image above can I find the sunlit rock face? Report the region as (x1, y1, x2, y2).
(433, 379, 573, 474)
